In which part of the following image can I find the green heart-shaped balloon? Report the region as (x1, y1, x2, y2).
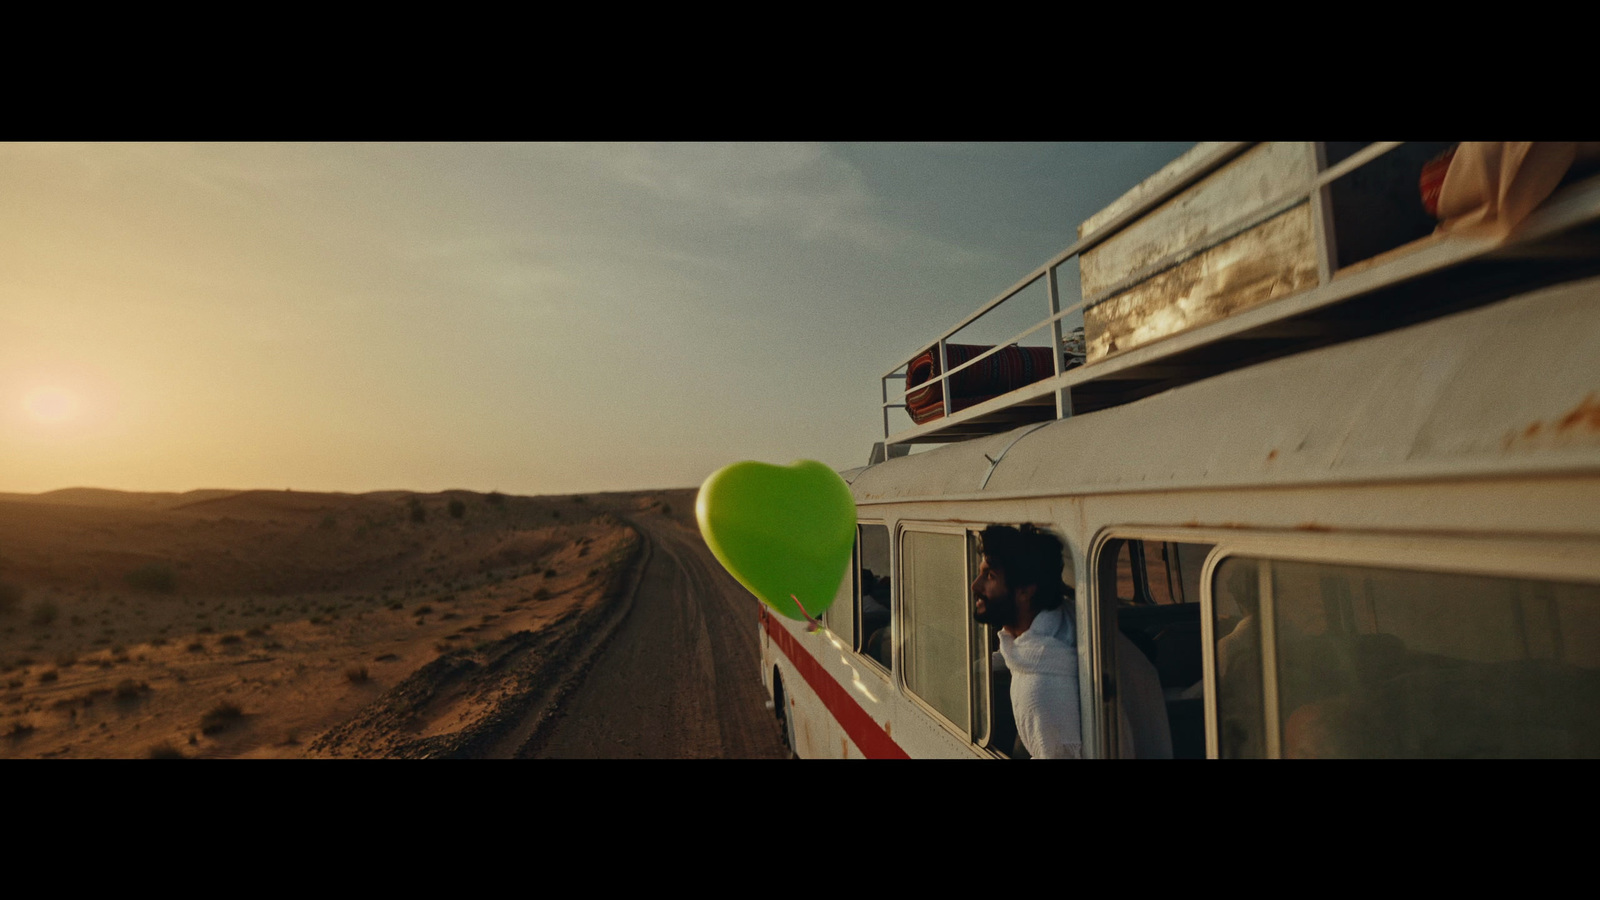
(696, 460, 857, 623)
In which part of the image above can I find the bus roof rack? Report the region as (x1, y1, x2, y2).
(879, 142, 1600, 449)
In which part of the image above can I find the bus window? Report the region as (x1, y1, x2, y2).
(901, 530, 970, 734)
(1099, 537, 1216, 758)
(1214, 557, 1600, 758)
(858, 524, 892, 669)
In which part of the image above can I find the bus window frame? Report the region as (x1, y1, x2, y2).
(854, 520, 892, 681)
(1088, 529, 1219, 759)
(895, 521, 1004, 753)
(1196, 530, 1600, 759)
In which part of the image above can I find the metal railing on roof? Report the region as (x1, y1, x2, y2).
(879, 141, 1439, 443)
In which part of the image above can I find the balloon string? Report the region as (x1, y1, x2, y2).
(790, 594, 822, 633)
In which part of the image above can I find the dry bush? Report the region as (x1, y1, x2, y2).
(114, 679, 144, 700)
(38, 669, 58, 684)
(344, 665, 369, 684)
(126, 564, 177, 593)
(199, 702, 243, 735)
(0, 581, 22, 616)
(147, 742, 184, 759)
(31, 602, 57, 627)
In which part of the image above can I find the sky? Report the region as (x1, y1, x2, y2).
(0, 142, 1193, 496)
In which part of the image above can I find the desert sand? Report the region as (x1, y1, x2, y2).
(0, 486, 687, 758)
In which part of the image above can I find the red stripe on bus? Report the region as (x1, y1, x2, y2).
(763, 609, 910, 759)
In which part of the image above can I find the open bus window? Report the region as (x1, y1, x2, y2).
(857, 524, 892, 670)
(1213, 557, 1600, 758)
(1100, 538, 1215, 758)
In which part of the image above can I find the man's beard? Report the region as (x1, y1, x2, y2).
(973, 589, 1016, 628)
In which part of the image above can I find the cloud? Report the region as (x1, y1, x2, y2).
(536, 142, 988, 265)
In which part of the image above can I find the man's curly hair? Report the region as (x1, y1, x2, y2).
(976, 523, 1073, 613)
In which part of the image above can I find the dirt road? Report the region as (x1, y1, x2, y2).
(524, 506, 787, 759)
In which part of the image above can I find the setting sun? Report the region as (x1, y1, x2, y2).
(23, 386, 79, 424)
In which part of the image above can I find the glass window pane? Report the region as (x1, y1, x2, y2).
(902, 531, 969, 729)
(967, 532, 989, 747)
(858, 525, 892, 667)
(1212, 558, 1266, 759)
(1215, 556, 1600, 758)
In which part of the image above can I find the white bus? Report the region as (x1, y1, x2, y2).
(759, 141, 1600, 758)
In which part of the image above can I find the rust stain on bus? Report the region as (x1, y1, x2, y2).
(1556, 392, 1600, 432)
(1503, 393, 1600, 453)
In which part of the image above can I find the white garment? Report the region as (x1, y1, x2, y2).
(998, 607, 1082, 759)
(997, 606, 1173, 759)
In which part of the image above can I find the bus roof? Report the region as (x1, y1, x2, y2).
(849, 273, 1600, 504)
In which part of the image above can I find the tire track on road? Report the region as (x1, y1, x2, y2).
(527, 514, 786, 759)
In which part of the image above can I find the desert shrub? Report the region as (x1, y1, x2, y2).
(486, 491, 505, 507)
(31, 602, 57, 627)
(244, 626, 266, 638)
(544, 569, 557, 579)
(7, 721, 34, 739)
(55, 651, 78, 668)
(415, 605, 433, 616)
(218, 634, 242, 645)
(578, 547, 589, 557)
(551, 509, 560, 519)
(660, 504, 672, 516)
(0, 581, 22, 616)
(319, 514, 338, 531)
(448, 499, 465, 519)
(572, 495, 586, 504)
(588, 569, 599, 578)
(126, 564, 177, 593)
(38, 669, 58, 683)
(148, 636, 168, 646)
(186, 642, 206, 653)
(534, 587, 551, 601)
(409, 498, 426, 523)
(199, 702, 243, 734)
(114, 679, 144, 700)
(344, 665, 369, 684)
(147, 742, 184, 759)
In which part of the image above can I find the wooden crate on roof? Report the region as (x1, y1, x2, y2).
(1080, 142, 1320, 363)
